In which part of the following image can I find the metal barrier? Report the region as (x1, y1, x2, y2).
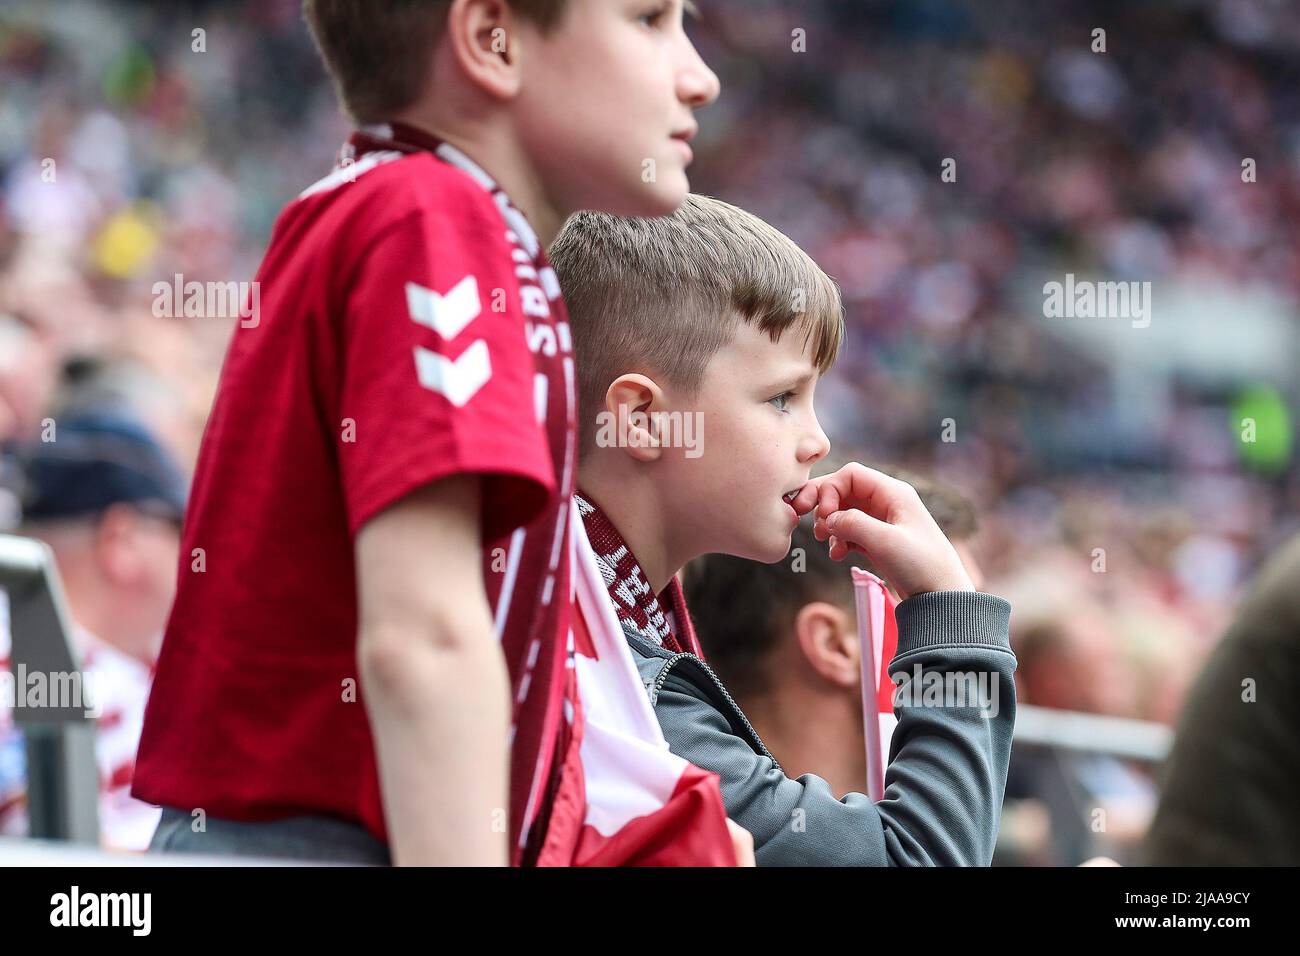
(0, 533, 100, 844)
(1, 526, 1174, 862)
(0, 838, 327, 866)
(1013, 704, 1172, 764)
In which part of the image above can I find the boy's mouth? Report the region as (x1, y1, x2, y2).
(781, 488, 802, 525)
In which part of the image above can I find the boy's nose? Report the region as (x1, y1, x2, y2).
(800, 417, 831, 465)
(678, 37, 721, 108)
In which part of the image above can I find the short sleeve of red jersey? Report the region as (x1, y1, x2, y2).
(336, 184, 555, 540)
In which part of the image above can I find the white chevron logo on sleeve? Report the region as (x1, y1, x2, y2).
(413, 339, 492, 407)
(406, 275, 481, 339)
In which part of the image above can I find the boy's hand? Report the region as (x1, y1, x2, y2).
(727, 819, 756, 867)
(790, 462, 975, 601)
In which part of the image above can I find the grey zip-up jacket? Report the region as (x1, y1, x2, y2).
(628, 590, 1017, 866)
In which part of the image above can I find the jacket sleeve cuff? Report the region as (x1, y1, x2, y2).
(893, 590, 1013, 654)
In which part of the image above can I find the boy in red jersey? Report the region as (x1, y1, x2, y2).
(132, 0, 720, 866)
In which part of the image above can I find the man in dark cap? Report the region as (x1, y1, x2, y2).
(0, 412, 185, 849)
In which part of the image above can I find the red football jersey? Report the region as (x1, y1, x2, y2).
(132, 125, 577, 863)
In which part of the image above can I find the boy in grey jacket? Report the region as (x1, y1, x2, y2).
(549, 194, 1017, 865)
(683, 470, 987, 806)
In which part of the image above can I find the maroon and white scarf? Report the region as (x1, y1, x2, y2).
(574, 490, 704, 658)
(343, 121, 577, 864)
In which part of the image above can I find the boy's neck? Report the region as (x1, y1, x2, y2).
(744, 682, 867, 799)
(390, 111, 566, 248)
(579, 470, 691, 596)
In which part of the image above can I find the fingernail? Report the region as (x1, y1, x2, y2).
(826, 514, 839, 530)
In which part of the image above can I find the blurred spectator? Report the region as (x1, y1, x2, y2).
(0, 411, 185, 849)
(1145, 533, 1300, 865)
(0, 313, 58, 529)
(0, 314, 56, 446)
(997, 571, 1157, 865)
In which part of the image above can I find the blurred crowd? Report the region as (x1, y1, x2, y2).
(1, 0, 1297, 864)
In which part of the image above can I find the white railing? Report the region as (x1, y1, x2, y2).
(1013, 704, 1173, 764)
(0, 837, 324, 866)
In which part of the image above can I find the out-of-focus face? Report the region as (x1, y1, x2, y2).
(656, 321, 831, 564)
(1022, 615, 1137, 716)
(98, 506, 182, 651)
(134, 515, 181, 634)
(514, 0, 720, 217)
(0, 321, 57, 443)
(1068, 619, 1138, 717)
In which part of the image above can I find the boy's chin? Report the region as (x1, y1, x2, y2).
(640, 176, 690, 217)
(734, 532, 796, 566)
(594, 173, 689, 220)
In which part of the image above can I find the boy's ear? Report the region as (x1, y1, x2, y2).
(94, 503, 145, 588)
(605, 374, 665, 462)
(444, 0, 524, 100)
(793, 601, 859, 690)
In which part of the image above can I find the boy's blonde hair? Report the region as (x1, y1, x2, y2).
(550, 194, 844, 456)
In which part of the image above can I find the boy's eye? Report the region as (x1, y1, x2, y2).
(638, 3, 671, 28)
(768, 391, 795, 413)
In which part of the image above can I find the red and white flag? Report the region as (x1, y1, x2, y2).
(535, 508, 737, 866)
(852, 568, 900, 802)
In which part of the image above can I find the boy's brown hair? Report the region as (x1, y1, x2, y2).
(550, 194, 845, 456)
(303, 0, 568, 124)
